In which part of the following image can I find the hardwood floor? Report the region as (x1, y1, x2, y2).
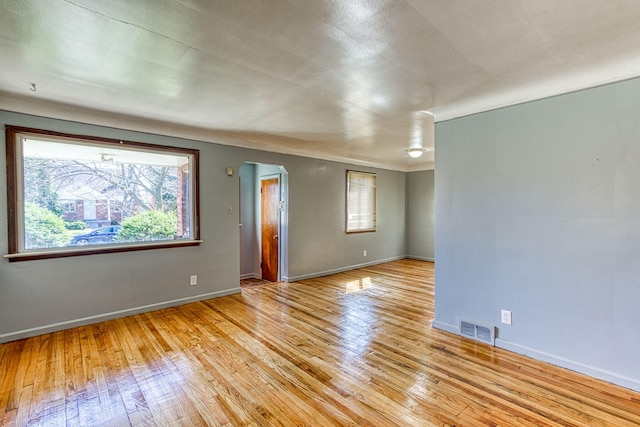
(239, 278, 272, 289)
(1, 259, 640, 426)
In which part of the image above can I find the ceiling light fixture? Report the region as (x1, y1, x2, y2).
(406, 147, 426, 158)
(406, 110, 433, 159)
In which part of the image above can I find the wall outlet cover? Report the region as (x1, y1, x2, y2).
(501, 310, 512, 325)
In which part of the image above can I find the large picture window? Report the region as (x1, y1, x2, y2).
(5, 126, 200, 261)
(346, 170, 376, 233)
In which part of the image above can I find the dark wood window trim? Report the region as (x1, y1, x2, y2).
(5, 125, 201, 262)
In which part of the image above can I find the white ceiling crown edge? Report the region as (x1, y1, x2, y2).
(0, 91, 434, 172)
(433, 57, 640, 122)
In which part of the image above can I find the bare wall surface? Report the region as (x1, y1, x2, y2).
(434, 77, 640, 391)
(407, 170, 435, 261)
(239, 163, 255, 277)
(0, 110, 409, 341)
(285, 161, 406, 281)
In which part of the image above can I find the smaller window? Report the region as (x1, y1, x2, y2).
(346, 170, 376, 233)
(59, 200, 77, 213)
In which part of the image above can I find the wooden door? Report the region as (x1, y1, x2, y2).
(261, 178, 279, 281)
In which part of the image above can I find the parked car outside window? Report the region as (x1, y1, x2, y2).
(70, 226, 121, 246)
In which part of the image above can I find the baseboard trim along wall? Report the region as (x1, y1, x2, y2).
(431, 320, 459, 335)
(407, 255, 435, 262)
(495, 339, 640, 393)
(432, 320, 640, 392)
(0, 288, 241, 344)
(284, 256, 406, 282)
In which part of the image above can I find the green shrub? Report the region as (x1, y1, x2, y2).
(64, 220, 86, 230)
(24, 202, 71, 249)
(117, 210, 177, 242)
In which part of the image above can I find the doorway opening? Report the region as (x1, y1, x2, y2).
(239, 163, 288, 286)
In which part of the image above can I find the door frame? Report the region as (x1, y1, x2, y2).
(238, 162, 288, 283)
(260, 174, 281, 281)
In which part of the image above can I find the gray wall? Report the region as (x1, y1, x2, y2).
(434, 77, 640, 391)
(239, 163, 256, 277)
(406, 170, 435, 261)
(0, 110, 409, 342)
(286, 161, 406, 280)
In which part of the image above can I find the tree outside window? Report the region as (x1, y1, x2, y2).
(5, 126, 200, 260)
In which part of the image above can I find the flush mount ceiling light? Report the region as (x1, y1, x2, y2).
(406, 147, 426, 158)
(406, 111, 433, 159)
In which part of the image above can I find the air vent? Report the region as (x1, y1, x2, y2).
(460, 319, 495, 345)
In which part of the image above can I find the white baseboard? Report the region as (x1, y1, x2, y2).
(431, 320, 640, 392)
(406, 255, 435, 262)
(495, 339, 640, 392)
(284, 256, 406, 282)
(431, 319, 459, 335)
(240, 273, 260, 280)
(0, 288, 241, 344)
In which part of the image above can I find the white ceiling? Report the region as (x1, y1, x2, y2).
(3, 1, 640, 171)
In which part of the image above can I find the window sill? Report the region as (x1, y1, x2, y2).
(4, 240, 203, 262)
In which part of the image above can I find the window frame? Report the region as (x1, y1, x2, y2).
(5, 125, 201, 261)
(59, 200, 77, 213)
(345, 170, 376, 233)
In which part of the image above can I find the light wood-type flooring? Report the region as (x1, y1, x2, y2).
(1, 259, 640, 426)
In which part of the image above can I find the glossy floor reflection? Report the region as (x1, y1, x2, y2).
(1, 259, 640, 426)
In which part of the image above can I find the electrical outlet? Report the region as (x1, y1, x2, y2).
(190, 275, 198, 286)
(501, 310, 512, 325)
(363, 250, 367, 257)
